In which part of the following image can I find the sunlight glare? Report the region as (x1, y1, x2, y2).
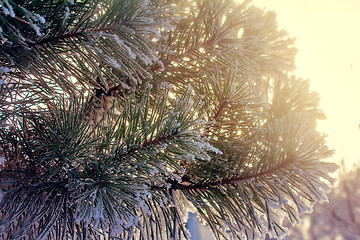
(251, 0, 360, 168)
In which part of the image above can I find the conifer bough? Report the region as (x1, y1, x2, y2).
(0, 0, 337, 239)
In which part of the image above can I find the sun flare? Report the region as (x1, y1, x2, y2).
(252, 0, 360, 169)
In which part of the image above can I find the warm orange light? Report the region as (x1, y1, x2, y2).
(252, 0, 360, 168)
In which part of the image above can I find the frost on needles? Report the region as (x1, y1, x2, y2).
(0, 0, 337, 239)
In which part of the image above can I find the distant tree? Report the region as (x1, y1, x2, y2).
(287, 161, 360, 240)
(0, 0, 337, 239)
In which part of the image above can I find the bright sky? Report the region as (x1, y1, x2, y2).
(252, 0, 360, 169)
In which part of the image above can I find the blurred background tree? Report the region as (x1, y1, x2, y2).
(0, 0, 337, 239)
(286, 160, 360, 240)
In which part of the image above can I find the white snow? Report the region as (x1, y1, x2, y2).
(2, 0, 15, 17)
(0, 66, 9, 73)
(64, 7, 70, 21)
(32, 24, 41, 36)
(107, 57, 121, 68)
(33, 13, 45, 24)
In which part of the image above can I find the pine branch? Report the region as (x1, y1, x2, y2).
(31, 26, 131, 47)
(0, 0, 337, 239)
(116, 130, 180, 159)
(0, 10, 31, 25)
(202, 98, 230, 137)
(31, 32, 86, 46)
(152, 154, 296, 191)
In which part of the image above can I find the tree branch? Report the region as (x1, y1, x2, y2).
(156, 154, 296, 191)
(30, 27, 119, 47)
(116, 130, 180, 160)
(202, 98, 229, 137)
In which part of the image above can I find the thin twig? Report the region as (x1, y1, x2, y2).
(0, 11, 31, 25)
(151, 154, 296, 191)
(202, 98, 229, 137)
